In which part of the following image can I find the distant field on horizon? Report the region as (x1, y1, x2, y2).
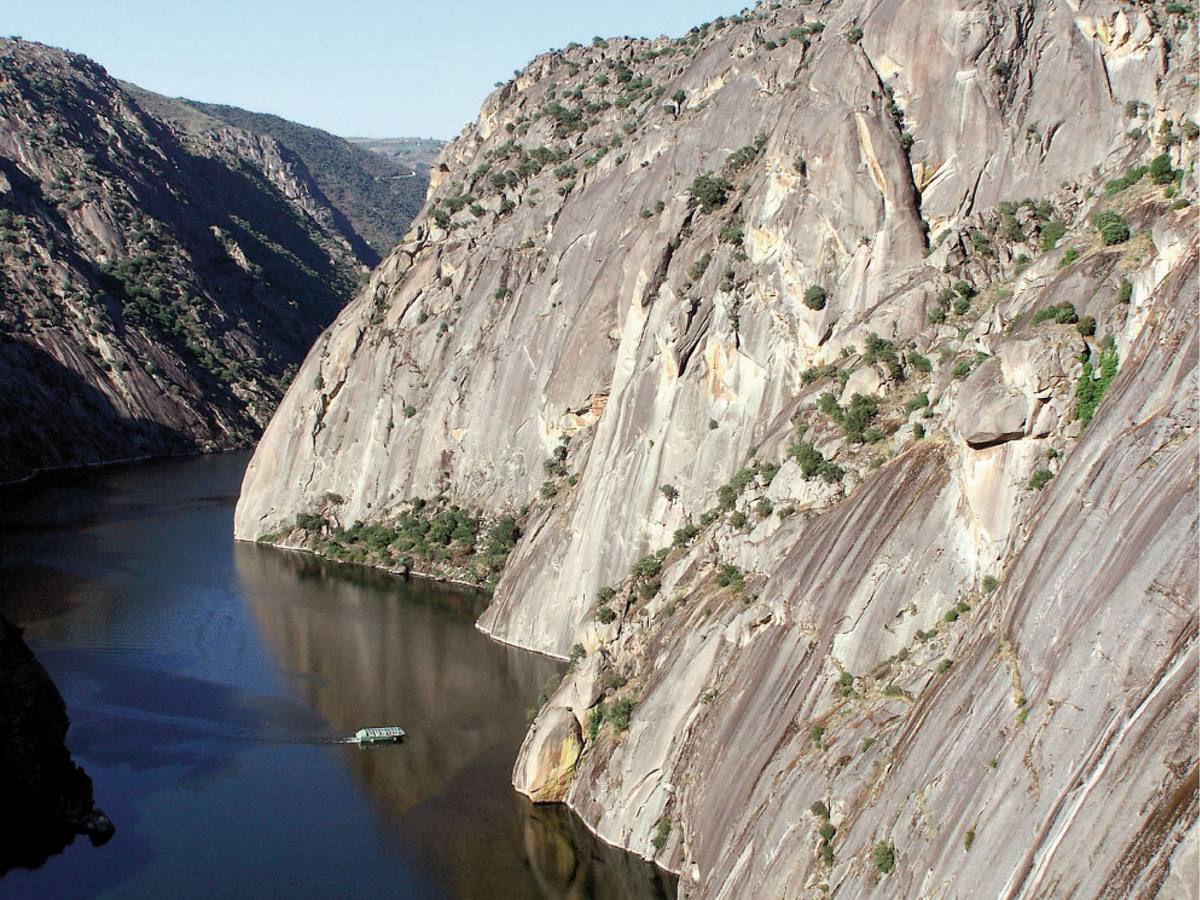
(348, 136, 444, 170)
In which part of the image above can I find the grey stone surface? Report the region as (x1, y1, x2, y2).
(235, 2, 1198, 895)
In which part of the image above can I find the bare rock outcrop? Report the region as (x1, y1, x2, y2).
(513, 705, 583, 803)
(954, 360, 1029, 446)
(235, 1, 1198, 895)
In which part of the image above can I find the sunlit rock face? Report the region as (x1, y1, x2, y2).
(236, 0, 1198, 894)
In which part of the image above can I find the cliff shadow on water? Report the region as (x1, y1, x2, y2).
(0, 615, 115, 874)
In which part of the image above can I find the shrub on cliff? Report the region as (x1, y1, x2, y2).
(716, 467, 756, 509)
(1028, 468, 1054, 490)
(1039, 220, 1066, 251)
(687, 252, 712, 281)
(587, 706, 604, 740)
(1032, 302, 1078, 325)
(873, 841, 896, 874)
(719, 220, 745, 245)
(834, 394, 879, 443)
(1092, 209, 1130, 245)
(1118, 277, 1133, 303)
(631, 553, 663, 579)
(688, 172, 734, 212)
(726, 134, 766, 172)
(1105, 164, 1148, 195)
(905, 392, 930, 414)
(673, 522, 699, 547)
(295, 513, 327, 532)
(863, 333, 903, 379)
(789, 437, 840, 481)
(1075, 335, 1118, 426)
(608, 697, 636, 731)
(715, 564, 746, 592)
(803, 285, 827, 310)
(652, 816, 672, 851)
(484, 516, 520, 559)
(1149, 152, 1177, 184)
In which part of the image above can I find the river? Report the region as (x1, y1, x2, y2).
(0, 452, 676, 899)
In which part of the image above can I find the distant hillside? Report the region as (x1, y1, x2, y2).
(156, 99, 432, 259)
(0, 39, 372, 482)
(347, 137, 444, 173)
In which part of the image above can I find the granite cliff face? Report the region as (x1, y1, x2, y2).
(0, 39, 426, 483)
(236, 1, 1198, 894)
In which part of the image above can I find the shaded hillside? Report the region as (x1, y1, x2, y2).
(170, 101, 434, 258)
(236, 1, 1196, 896)
(0, 39, 368, 482)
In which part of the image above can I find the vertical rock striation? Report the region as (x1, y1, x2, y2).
(235, 1, 1198, 894)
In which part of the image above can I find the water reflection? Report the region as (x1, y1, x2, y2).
(522, 804, 678, 900)
(235, 543, 676, 900)
(0, 453, 675, 898)
(236, 544, 554, 812)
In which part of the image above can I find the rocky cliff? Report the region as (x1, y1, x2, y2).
(235, 1, 1198, 895)
(0, 39, 422, 483)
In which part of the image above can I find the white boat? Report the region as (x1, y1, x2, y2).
(354, 726, 405, 744)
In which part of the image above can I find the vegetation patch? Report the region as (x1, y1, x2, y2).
(1028, 469, 1054, 491)
(652, 816, 672, 852)
(819, 392, 881, 443)
(803, 285, 827, 310)
(688, 173, 734, 212)
(284, 498, 521, 588)
(1075, 335, 1119, 426)
(1092, 209, 1130, 245)
(873, 841, 896, 875)
(1031, 302, 1078, 326)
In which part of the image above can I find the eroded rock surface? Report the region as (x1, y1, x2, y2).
(236, 1, 1198, 895)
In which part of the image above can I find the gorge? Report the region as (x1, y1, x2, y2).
(1, 0, 1197, 897)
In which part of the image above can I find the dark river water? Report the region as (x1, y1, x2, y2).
(0, 453, 675, 899)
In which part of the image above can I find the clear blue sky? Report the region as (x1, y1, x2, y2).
(6, 0, 744, 140)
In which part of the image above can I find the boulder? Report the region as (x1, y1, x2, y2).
(511, 706, 582, 803)
(955, 360, 1029, 447)
(838, 365, 887, 404)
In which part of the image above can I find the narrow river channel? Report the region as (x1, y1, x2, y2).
(0, 452, 676, 899)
